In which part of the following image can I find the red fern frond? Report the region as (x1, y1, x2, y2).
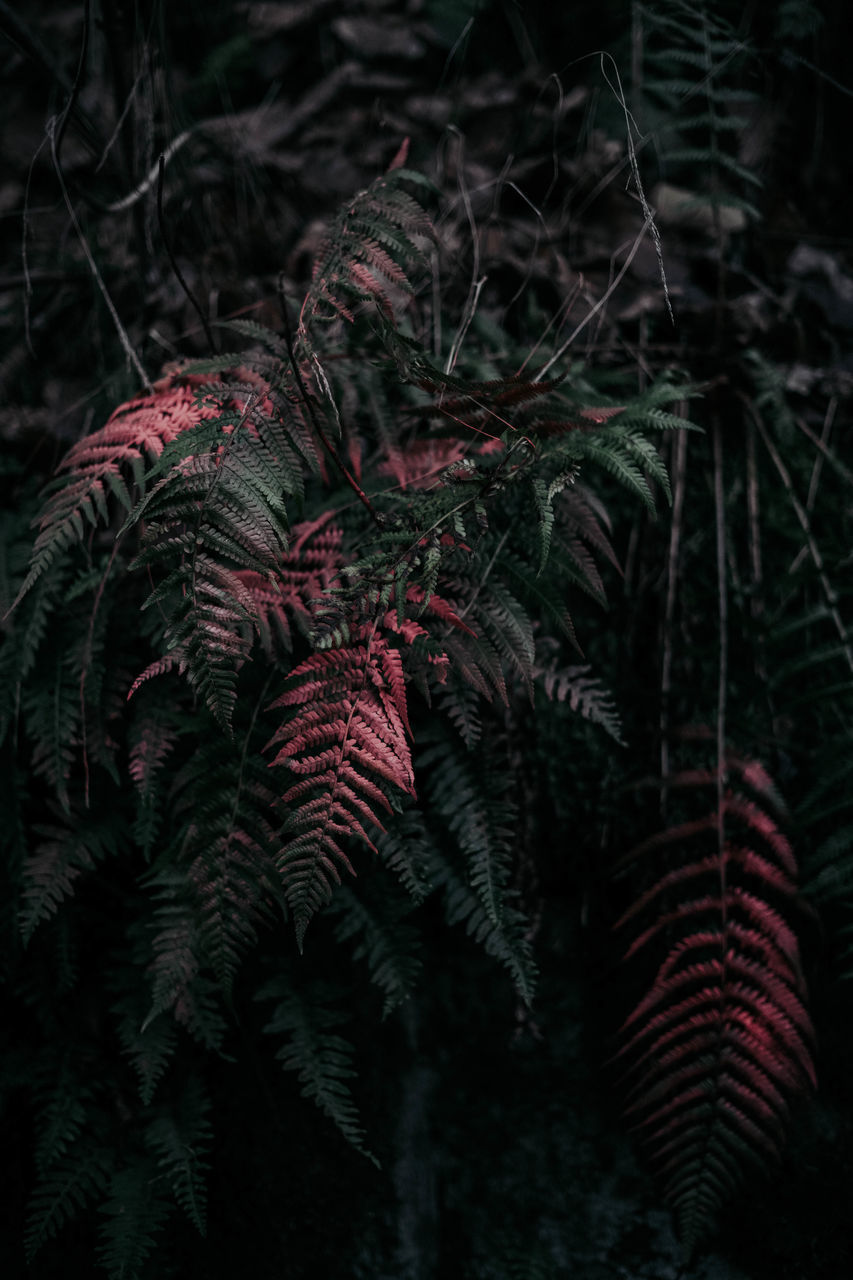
(615, 749, 815, 1254)
(235, 517, 345, 654)
(266, 627, 415, 946)
(15, 370, 237, 605)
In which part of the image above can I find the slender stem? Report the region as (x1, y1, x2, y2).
(713, 420, 728, 925)
(750, 402, 853, 676)
(660, 423, 688, 813)
(157, 154, 217, 352)
(278, 277, 383, 527)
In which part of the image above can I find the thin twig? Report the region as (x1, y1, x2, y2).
(444, 129, 482, 377)
(156, 154, 217, 352)
(660, 422, 689, 814)
(535, 213, 653, 380)
(805, 397, 837, 512)
(277, 276, 383, 527)
(49, 124, 150, 389)
(712, 420, 728, 924)
(750, 402, 853, 676)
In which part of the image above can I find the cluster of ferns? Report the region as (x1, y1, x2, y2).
(2, 112, 841, 1271)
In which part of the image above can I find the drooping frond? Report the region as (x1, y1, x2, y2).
(536, 654, 625, 745)
(266, 626, 415, 946)
(301, 167, 436, 329)
(421, 728, 517, 930)
(19, 813, 120, 943)
(13, 371, 226, 607)
(97, 1162, 172, 1280)
(373, 808, 435, 904)
(153, 724, 283, 998)
(430, 843, 537, 1008)
(144, 1076, 212, 1235)
(25, 1062, 113, 1263)
(113, 998, 177, 1106)
(614, 747, 815, 1253)
(328, 882, 422, 1017)
(142, 875, 228, 1052)
(25, 1144, 113, 1263)
(257, 974, 378, 1163)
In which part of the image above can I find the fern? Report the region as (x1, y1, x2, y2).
(328, 882, 422, 1018)
(614, 746, 815, 1253)
(536, 654, 625, 745)
(421, 727, 517, 929)
(3, 148, 693, 1273)
(26, 1144, 113, 1263)
(257, 974, 378, 1164)
(144, 1077, 212, 1235)
(431, 844, 537, 1008)
(13, 371, 226, 607)
(20, 813, 121, 943)
(97, 1162, 172, 1280)
(266, 625, 416, 947)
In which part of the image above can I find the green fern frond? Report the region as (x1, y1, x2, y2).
(258, 975, 378, 1164)
(25, 1145, 112, 1263)
(144, 882, 229, 1051)
(144, 1077, 212, 1235)
(422, 731, 517, 929)
(432, 847, 537, 1007)
(116, 1006, 177, 1107)
(20, 815, 120, 943)
(97, 1161, 172, 1280)
(160, 722, 283, 995)
(373, 809, 435, 903)
(537, 659, 625, 745)
(328, 882, 422, 1017)
(21, 644, 80, 809)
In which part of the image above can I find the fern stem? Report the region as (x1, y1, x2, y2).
(805, 396, 837, 513)
(749, 402, 853, 677)
(713, 419, 728, 921)
(660, 421, 688, 813)
(80, 536, 124, 808)
(278, 279, 383, 528)
(535, 212, 654, 381)
(156, 155, 216, 353)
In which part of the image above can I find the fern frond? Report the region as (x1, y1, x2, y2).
(116, 1006, 177, 1107)
(97, 1161, 172, 1280)
(537, 659, 625, 745)
(144, 1077, 212, 1235)
(266, 627, 415, 946)
(257, 975, 378, 1163)
(328, 882, 422, 1017)
(422, 731, 517, 929)
(13, 372, 224, 607)
(25, 1144, 112, 1263)
(432, 846, 537, 1007)
(144, 882, 229, 1052)
(615, 748, 814, 1252)
(20, 815, 119, 942)
(373, 809, 435, 903)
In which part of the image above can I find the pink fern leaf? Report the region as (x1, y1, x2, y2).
(15, 373, 226, 606)
(615, 748, 815, 1254)
(266, 629, 415, 946)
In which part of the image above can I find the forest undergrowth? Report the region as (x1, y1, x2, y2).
(2, 2, 852, 1278)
